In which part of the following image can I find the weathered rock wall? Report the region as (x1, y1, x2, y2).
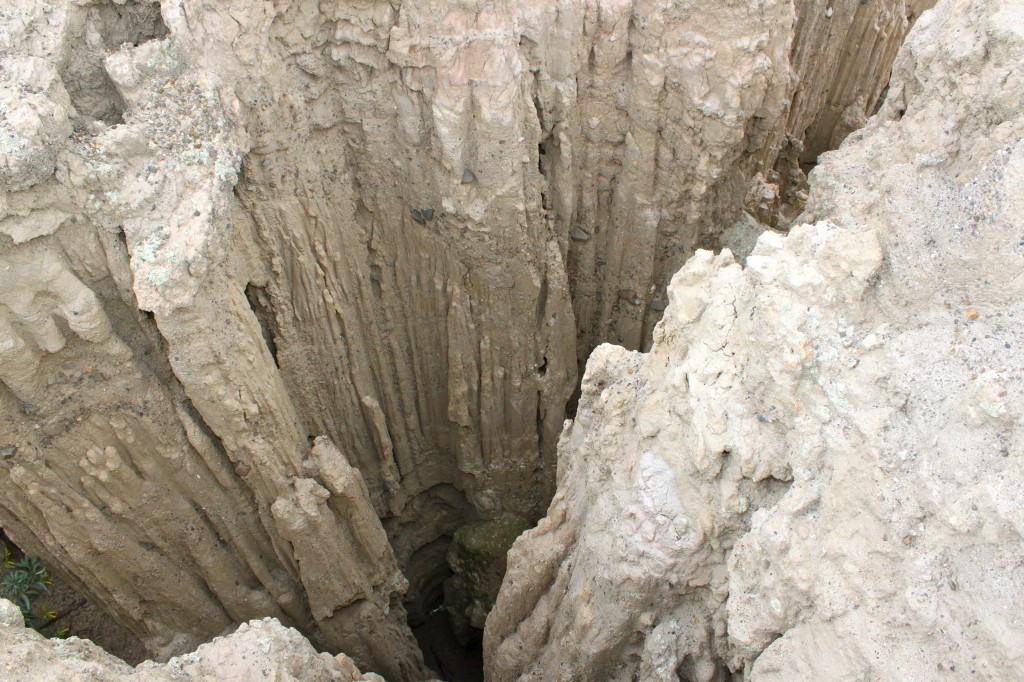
(0, 0, 930, 675)
(748, 0, 938, 226)
(486, 0, 1024, 679)
(555, 0, 936, 360)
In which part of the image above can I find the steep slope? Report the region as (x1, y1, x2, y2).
(486, 0, 1024, 678)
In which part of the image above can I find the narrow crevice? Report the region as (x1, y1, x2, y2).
(244, 284, 281, 368)
(404, 529, 487, 680)
(413, 597, 484, 682)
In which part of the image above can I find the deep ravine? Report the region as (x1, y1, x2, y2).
(0, 0, 938, 680)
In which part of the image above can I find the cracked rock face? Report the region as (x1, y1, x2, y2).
(486, 0, 1024, 679)
(1, 0, 937, 678)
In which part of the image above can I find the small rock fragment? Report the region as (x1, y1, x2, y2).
(861, 333, 882, 349)
(651, 299, 668, 311)
(0, 599, 23, 627)
(409, 207, 434, 222)
(461, 168, 476, 184)
(0, 445, 16, 460)
(42, 422, 63, 437)
(570, 227, 591, 241)
(966, 308, 979, 321)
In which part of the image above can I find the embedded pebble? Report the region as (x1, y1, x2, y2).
(570, 227, 591, 241)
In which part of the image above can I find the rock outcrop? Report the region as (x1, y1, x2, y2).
(0, 0, 936, 676)
(486, 0, 1024, 679)
(0, 597, 388, 681)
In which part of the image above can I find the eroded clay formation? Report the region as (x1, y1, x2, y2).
(487, 0, 1024, 679)
(7, 0, 1018, 680)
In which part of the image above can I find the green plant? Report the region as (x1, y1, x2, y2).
(1, 546, 56, 631)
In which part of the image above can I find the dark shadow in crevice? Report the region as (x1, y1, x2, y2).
(245, 284, 280, 368)
(412, 597, 484, 682)
(94, 1, 168, 50)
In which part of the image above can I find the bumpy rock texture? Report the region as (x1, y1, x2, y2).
(0, 0, 934, 677)
(0, 597, 387, 681)
(486, 0, 1024, 679)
